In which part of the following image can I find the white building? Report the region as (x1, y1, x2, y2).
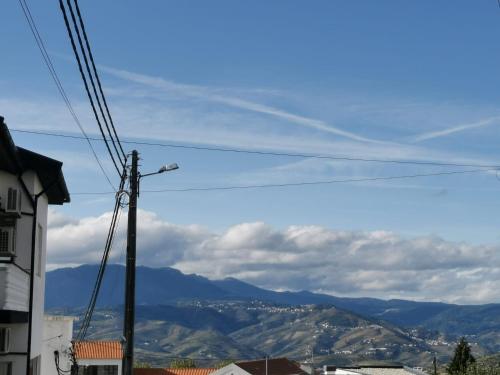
(41, 315, 75, 375)
(73, 341, 123, 375)
(321, 365, 428, 375)
(212, 358, 308, 375)
(0, 116, 70, 375)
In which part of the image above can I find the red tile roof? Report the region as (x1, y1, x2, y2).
(236, 358, 307, 375)
(134, 369, 215, 375)
(74, 341, 123, 360)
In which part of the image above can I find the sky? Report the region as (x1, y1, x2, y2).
(3, 0, 500, 303)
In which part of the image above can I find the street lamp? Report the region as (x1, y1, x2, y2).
(123, 156, 179, 375)
(139, 163, 179, 179)
(137, 162, 179, 196)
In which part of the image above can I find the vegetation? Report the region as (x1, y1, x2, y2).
(216, 359, 235, 368)
(170, 358, 197, 368)
(447, 338, 476, 375)
(134, 361, 151, 368)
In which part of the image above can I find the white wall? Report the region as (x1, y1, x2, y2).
(78, 358, 122, 374)
(41, 316, 75, 375)
(211, 363, 250, 375)
(0, 169, 50, 375)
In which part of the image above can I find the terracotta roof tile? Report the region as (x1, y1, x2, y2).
(134, 368, 216, 375)
(74, 341, 123, 360)
(236, 358, 307, 375)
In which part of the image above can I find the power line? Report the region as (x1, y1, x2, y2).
(10, 128, 500, 170)
(16, 0, 116, 191)
(64, 0, 126, 162)
(71, 168, 494, 195)
(72, 0, 127, 160)
(76, 166, 127, 341)
(59, 0, 123, 175)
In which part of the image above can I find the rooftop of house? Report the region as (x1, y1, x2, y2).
(351, 367, 427, 375)
(134, 368, 216, 375)
(73, 341, 122, 360)
(235, 358, 308, 375)
(330, 366, 427, 375)
(0, 116, 70, 205)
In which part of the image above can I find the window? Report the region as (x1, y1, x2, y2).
(35, 224, 43, 276)
(29, 356, 40, 375)
(102, 366, 118, 375)
(77, 366, 118, 375)
(0, 362, 12, 375)
(0, 328, 10, 353)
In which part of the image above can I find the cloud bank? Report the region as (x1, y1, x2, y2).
(47, 209, 500, 304)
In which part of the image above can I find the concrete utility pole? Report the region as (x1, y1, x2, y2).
(123, 150, 138, 375)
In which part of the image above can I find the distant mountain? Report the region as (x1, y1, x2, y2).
(46, 264, 500, 352)
(51, 302, 460, 368)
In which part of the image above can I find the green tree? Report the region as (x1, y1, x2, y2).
(170, 359, 197, 369)
(216, 360, 235, 368)
(447, 337, 476, 375)
(134, 361, 151, 368)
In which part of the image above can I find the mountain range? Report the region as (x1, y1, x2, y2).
(45, 264, 500, 365)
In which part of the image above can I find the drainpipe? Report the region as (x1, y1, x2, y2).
(16, 175, 36, 375)
(17, 174, 58, 375)
(25, 193, 38, 375)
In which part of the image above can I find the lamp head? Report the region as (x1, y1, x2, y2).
(158, 163, 179, 173)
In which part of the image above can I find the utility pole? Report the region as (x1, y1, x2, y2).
(121, 153, 178, 375)
(123, 150, 138, 375)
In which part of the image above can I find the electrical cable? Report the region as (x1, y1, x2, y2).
(10, 128, 500, 170)
(54, 350, 72, 374)
(70, 168, 495, 195)
(58, 0, 123, 175)
(75, 163, 128, 341)
(64, 0, 126, 164)
(71, 0, 127, 160)
(16, 0, 116, 191)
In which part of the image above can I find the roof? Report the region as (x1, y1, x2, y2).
(0, 116, 70, 205)
(134, 369, 216, 375)
(345, 367, 427, 375)
(236, 358, 307, 375)
(73, 341, 122, 360)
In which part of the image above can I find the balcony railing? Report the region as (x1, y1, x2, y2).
(0, 263, 29, 312)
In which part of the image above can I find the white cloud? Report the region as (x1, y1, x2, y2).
(47, 209, 500, 304)
(100, 65, 384, 143)
(413, 115, 500, 142)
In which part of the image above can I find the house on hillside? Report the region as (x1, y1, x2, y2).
(134, 368, 216, 375)
(0, 115, 70, 375)
(321, 365, 428, 375)
(212, 358, 308, 375)
(73, 341, 123, 375)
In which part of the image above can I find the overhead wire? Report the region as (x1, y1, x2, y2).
(16, 0, 116, 191)
(58, 0, 123, 175)
(142, 168, 496, 192)
(69, 168, 495, 195)
(64, 0, 126, 163)
(9, 128, 500, 170)
(71, 0, 127, 160)
(76, 163, 128, 341)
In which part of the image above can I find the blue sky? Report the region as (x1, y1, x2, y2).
(3, 1, 500, 301)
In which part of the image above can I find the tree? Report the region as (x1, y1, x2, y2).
(134, 361, 151, 368)
(216, 360, 235, 368)
(170, 359, 197, 369)
(447, 337, 476, 375)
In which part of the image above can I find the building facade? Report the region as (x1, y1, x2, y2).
(73, 341, 123, 375)
(40, 315, 76, 375)
(0, 116, 70, 375)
